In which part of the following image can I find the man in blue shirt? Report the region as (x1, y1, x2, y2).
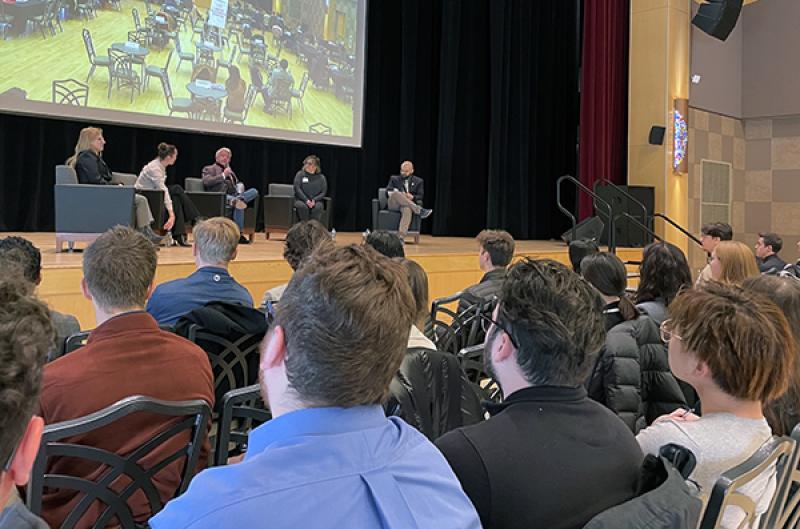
(146, 217, 253, 325)
(151, 244, 481, 529)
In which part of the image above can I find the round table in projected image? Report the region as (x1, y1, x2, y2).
(186, 81, 227, 121)
(110, 42, 150, 60)
(2, 0, 47, 37)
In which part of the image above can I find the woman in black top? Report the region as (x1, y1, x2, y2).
(293, 154, 327, 222)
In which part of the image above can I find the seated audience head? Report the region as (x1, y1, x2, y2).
(488, 258, 605, 397)
(568, 239, 600, 273)
(215, 147, 232, 166)
(395, 258, 429, 329)
(262, 244, 415, 414)
(364, 230, 405, 258)
(66, 126, 104, 167)
(710, 240, 759, 284)
(665, 282, 793, 405)
(755, 232, 783, 260)
(0, 278, 54, 507)
(700, 222, 733, 254)
(227, 65, 241, 85)
(193, 217, 240, 268)
(279, 58, 289, 70)
(82, 226, 158, 320)
(303, 155, 321, 174)
(742, 275, 800, 435)
(283, 220, 333, 271)
(476, 229, 515, 272)
(634, 241, 692, 306)
(580, 252, 638, 322)
(0, 236, 42, 285)
(156, 142, 178, 166)
(400, 161, 414, 176)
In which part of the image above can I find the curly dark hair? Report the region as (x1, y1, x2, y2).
(497, 258, 606, 386)
(634, 241, 692, 307)
(0, 279, 53, 466)
(0, 236, 42, 284)
(283, 220, 333, 271)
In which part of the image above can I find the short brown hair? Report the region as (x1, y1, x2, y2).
(194, 217, 240, 265)
(715, 240, 759, 284)
(701, 222, 733, 241)
(83, 226, 158, 311)
(283, 220, 333, 271)
(277, 244, 415, 407)
(477, 230, 515, 267)
(669, 282, 795, 402)
(0, 279, 53, 465)
(396, 258, 429, 327)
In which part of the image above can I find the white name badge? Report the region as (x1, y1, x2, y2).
(302, 177, 309, 183)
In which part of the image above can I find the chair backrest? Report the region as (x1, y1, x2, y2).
(162, 48, 174, 71)
(699, 436, 797, 529)
(55, 164, 78, 184)
(429, 294, 496, 355)
(268, 183, 293, 197)
(108, 48, 133, 76)
(52, 79, 89, 106)
(377, 187, 389, 209)
(184, 177, 203, 191)
(763, 424, 800, 529)
(227, 44, 237, 64)
(297, 70, 309, 95)
(26, 396, 211, 529)
(159, 72, 174, 107)
(457, 344, 502, 403)
(272, 76, 292, 100)
(132, 7, 142, 30)
(214, 384, 271, 466)
(111, 172, 137, 186)
(82, 28, 96, 60)
(249, 65, 264, 89)
(384, 348, 484, 440)
(242, 83, 257, 120)
(63, 330, 91, 355)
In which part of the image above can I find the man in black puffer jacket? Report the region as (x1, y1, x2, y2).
(587, 315, 688, 433)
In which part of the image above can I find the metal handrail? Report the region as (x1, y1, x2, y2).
(614, 212, 663, 246)
(653, 213, 703, 248)
(556, 174, 616, 252)
(595, 178, 652, 241)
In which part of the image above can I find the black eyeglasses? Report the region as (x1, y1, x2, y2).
(479, 312, 519, 349)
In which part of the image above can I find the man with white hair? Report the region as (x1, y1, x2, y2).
(202, 147, 259, 244)
(147, 217, 253, 326)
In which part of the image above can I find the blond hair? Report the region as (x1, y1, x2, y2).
(715, 240, 759, 284)
(66, 126, 103, 167)
(193, 217, 240, 265)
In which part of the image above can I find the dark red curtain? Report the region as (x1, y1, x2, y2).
(578, 0, 629, 219)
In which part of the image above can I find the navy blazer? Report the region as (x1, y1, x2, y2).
(387, 174, 424, 203)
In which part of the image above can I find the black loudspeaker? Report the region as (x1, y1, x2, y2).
(649, 126, 666, 145)
(595, 185, 655, 247)
(692, 0, 743, 41)
(561, 216, 605, 244)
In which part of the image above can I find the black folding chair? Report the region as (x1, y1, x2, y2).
(213, 384, 271, 466)
(428, 294, 496, 355)
(457, 344, 502, 403)
(62, 330, 91, 355)
(26, 396, 211, 529)
(762, 424, 800, 529)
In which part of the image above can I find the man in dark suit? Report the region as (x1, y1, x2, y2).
(436, 259, 643, 529)
(386, 161, 432, 241)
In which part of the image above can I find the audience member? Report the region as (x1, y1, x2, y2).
(135, 143, 201, 247)
(755, 232, 786, 274)
(39, 227, 213, 529)
(457, 229, 514, 314)
(386, 161, 432, 241)
(261, 220, 333, 307)
(0, 279, 53, 529)
(0, 236, 79, 359)
(66, 126, 164, 245)
(582, 252, 686, 432)
(568, 238, 600, 273)
(263, 58, 294, 111)
(633, 241, 692, 326)
(743, 275, 800, 437)
(696, 222, 733, 285)
(201, 147, 259, 242)
(151, 245, 481, 529)
(224, 65, 246, 114)
(710, 240, 759, 284)
(147, 217, 253, 326)
(364, 230, 405, 258)
(397, 258, 437, 350)
(436, 258, 643, 529)
(637, 282, 794, 528)
(293, 155, 327, 222)
(581, 252, 638, 331)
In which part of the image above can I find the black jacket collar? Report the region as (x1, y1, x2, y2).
(486, 385, 587, 416)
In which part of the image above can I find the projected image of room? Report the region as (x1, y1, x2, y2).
(0, 0, 364, 145)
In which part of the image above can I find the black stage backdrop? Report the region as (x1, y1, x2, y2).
(0, 0, 579, 239)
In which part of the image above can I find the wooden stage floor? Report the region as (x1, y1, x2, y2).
(8, 232, 643, 329)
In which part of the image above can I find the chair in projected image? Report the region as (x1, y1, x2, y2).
(29, 0, 57, 39)
(174, 37, 195, 72)
(144, 48, 172, 90)
(218, 45, 237, 71)
(108, 48, 141, 102)
(223, 84, 256, 124)
(290, 71, 308, 114)
(82, 28, 110, 82)
(52, 79, 89, 106)
(75, 0, 95, 20)
(267, 77, 292, 118)
(131, 7, 152, 46)
(159, 73, 195, 118)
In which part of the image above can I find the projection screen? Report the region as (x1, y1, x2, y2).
(0, 0, 366, 146)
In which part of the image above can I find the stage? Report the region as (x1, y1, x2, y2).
(9, 232, 644, 329)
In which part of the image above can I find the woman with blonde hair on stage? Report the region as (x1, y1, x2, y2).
(66, 126, 164, 245)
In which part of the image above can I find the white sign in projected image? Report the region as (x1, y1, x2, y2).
(0, 0, 366, 147)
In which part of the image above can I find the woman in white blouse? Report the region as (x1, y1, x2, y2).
(136, 143, 201, 246)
